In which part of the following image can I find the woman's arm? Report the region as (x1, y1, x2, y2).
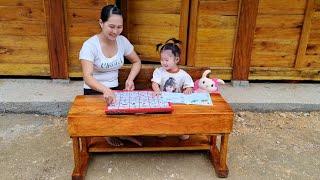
(81, 60, 115, 104)
(124, 50, 141, 90)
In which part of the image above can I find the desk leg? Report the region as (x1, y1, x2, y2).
(72, 137, 89, 180)
(209, 134, 229, 178)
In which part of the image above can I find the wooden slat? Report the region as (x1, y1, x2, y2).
(295, 0, 315, 68)
(187, 0, 199, 66)
(232, 0, 259, 80)
(197, 28, 236, 42)
(128, 13, 180, 27)
(308, 30, 320, 43)
(254, 27, 301, 40)
(0, 35, 48, 49)
(251, 54, 296, 67)
(195, 55, 232, 67)
(198, 0, 239, 16)
(0, 63, 50, 76)
(67, 0, 115, 9)
(0, 35, 49, 64)
(0, 21, 45, 36)
(258, 0, 306, 15)
(306, 43, 320, 55)
(46, 0, 68, 79)
(0, 49, 48, 64)
(67, 8, 100, 23)
(256, 15, 304, 28)
(127, 0, 181, 14)
(67, 22, 99, 37)
(198, 15, 238, 28)
(304, 55, 320, 67)
(253, 40, 299, 54)
(0, 0, 43, 7)
(310, 11, 320, 29)
(88, 136, 210, 152)
(0, 6, 44, 21)
(178, 0, 190, 65)
(249, 67, 320, 80)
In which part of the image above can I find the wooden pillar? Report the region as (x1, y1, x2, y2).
(187, 0, 200, 66)
(178, 0, 190, 65)
(295, 0, 315, 68)
(232, 0, 259, 81)
(46, 0, 69, 79)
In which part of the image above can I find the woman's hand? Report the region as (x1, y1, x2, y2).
(124, 79, 135, 91)
(183, 87, 193, 94)
(103, 88, 116, 105)
(153, 90, 161, 96)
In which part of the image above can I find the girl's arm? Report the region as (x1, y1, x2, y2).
(152, 82, 161, 96)
(124, 50, 141, 90)
(81, 60, 115, 104)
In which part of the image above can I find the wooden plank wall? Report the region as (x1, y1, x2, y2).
(249, 0, 320, 80)
(66, 0, 115, 77)
(126, 0, 188, 64)
(0, 0, 50, 76)
(187, 0, 240, 80)
(1, 0, 319, 81)
(305, 1, 320, 67)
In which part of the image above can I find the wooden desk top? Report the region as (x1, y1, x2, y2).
(68, 94, 234, 137)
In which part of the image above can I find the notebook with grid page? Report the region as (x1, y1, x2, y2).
(105, 91, 173, 114)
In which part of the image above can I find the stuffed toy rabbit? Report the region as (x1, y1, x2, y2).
(193, 70, 225, 93)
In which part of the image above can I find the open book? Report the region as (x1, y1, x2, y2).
(160, 92, 213, 106)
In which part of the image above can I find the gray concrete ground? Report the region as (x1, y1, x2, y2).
(1, 79, 320, 116)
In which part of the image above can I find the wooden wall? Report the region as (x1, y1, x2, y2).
(187, 0, 239, 80)
(0, 0, 50, 76)
(66, 0, 115, 77)
(125, 0, 189, 64)
(0, 0, 319, 81)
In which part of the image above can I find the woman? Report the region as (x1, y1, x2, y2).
(79, 5, 142, 147)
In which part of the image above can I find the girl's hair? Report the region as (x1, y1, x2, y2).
(156, 38, 182, 57)
(100, 4, 122, 22)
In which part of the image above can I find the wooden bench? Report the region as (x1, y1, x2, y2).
(67, 67, 234, 179)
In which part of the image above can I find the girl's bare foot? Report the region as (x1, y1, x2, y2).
(179, 135, 190, 140)
(105, 137, 123, 146)
(119, 136, 143, 146)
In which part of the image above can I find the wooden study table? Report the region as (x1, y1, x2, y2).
(67, 94, 234, 179)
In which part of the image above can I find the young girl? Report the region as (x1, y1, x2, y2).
(151, 38, 194, 140)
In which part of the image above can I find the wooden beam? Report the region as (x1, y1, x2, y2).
(120, 0, 129, 37)
(187, 0, 199, 66)
(178, 0, 190, 65)
(232, 0, 259, 80)
(46, 0, 68, 79)
(295, 0, 315, 68)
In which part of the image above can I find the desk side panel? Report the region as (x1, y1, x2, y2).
(68, 114, 233, 137)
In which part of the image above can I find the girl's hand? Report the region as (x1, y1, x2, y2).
(103, 88, 116, 105)
(124, 79, 135, 91)
(183, 87, 193, 94)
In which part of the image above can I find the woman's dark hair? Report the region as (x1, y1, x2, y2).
(156, 38, 182, 57)
(100, 4, 122, 22)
